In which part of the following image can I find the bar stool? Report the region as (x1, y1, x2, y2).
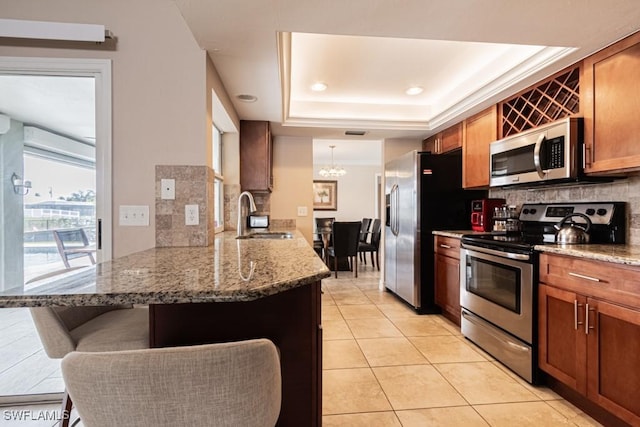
(29, 305, 149, 427)
(61, 339, 281, 427)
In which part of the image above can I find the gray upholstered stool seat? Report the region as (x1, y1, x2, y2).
(71, 307, 149, 352)
(61, 338, 282, 427)
(29, 305, 149, 427)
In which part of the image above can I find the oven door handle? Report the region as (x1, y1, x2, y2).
(461, 243, 530, 261)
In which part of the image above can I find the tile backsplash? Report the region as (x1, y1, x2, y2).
(489, 175, 640, 245)
(155, 165, 214, 247)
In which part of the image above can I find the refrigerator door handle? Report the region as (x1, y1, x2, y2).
(391, 184, 399, 236)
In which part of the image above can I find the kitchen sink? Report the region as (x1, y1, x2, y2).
(236, 231, 294, 240)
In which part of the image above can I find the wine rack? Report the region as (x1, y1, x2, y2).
(500, 66, 580, 137)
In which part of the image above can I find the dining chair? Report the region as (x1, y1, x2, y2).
(313, 217, 334, 259)
(358, 218, 381, 270)
(359, 218, 372, 263)
(61, 338, 281, 427)
(327, 221, 362, 278)
(53, 228, 96, 269)
(29, 305, 149, 427)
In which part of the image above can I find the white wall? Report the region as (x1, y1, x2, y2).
(271, 136, 314, 242)
(312, 164, 381, 222)
(383, 138, 422, 163)
(0, 0, 224, 257)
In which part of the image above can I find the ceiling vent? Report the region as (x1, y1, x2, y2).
(345, 130, 366, 136)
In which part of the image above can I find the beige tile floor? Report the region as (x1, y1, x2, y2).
(2, 263, 603, 426)
(321, 264, 602, 427)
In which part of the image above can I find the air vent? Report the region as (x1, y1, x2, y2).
(345, 130, 366, 136)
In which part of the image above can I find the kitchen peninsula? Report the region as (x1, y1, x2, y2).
(0, 231, 330, 427)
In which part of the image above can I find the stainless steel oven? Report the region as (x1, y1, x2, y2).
(459, 201, 626, 384)
(460, 243, 536, 383)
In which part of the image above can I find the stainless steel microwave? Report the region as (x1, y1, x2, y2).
(489, 117, 582, 187)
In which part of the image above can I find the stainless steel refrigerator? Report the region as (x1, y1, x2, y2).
(384, 150, 486, 312)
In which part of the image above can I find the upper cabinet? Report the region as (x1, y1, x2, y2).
(462, 106, 498, 189)
(422, 133, 439, 153)
(582, 31, 640, 175)
(440, 123, 462, 153)
(240, 120, 273, 192)
(422, 123, 462, 154)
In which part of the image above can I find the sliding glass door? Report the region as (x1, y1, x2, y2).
(0, 58, 111, 404)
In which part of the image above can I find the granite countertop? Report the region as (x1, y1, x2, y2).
(432, 230, 491, 238)
(535, 244, 640, 267)
(433, 230, 640, 266)
(0, 231, 331, 308)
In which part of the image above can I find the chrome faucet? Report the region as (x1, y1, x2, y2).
(237, 191, 257, 237)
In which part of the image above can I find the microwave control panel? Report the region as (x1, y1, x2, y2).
(543, 136, 564, 169)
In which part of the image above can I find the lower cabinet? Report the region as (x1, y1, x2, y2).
(434, 236, 461, 325)
(539, 253, 640, 426)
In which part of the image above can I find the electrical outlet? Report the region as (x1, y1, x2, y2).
(297, 206, 308, 216)
(119, 205, 150, 226)
(185, 204, 199, 225)
(161, 179, 175, 200)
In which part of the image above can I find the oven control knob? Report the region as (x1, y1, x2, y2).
(596, 208, 607, 216)
(586, 208, 596, 216)
(529, 208, 537, 215)
(522, 209, 530, 215)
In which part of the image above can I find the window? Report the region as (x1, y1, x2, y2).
(212, 124, 224, 233)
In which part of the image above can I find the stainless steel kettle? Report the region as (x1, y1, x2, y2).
(554, 213, 592, 244)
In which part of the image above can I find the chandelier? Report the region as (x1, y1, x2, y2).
(318, 145, 347, 177)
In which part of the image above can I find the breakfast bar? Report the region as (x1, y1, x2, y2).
(0, 231, 331, 427)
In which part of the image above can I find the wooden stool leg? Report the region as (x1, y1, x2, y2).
(61, 391, 72, 427)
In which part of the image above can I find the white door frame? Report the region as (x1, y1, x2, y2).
(0, 56, 113, 262)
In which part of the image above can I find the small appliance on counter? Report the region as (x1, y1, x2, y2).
(248, 215, 269, 228)
(470, 198, 505, 232)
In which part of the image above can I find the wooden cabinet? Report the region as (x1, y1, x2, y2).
(462, 106, 498, 188)
(240, 120, 273, 192)
(582, 31, 640, 175)
(434, 235, 461, 325)
(538, 253, 640, 426)
(422, 133, 439, 153)
(440, 123, 462, 153)
(422, 123, 462, 154)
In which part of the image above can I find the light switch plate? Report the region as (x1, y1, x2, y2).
(185, 204, 199, 225)
(161, 179, 175, 200)
(297, 206, 308, 216)
(119, 205, 150, 226)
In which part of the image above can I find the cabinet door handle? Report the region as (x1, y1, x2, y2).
(585, 304, 596, 335)
(569, 272, 601, 282)
(574, 300, 584, 330)
(584, 144, 592, 167)
(439, 244, 452, 249)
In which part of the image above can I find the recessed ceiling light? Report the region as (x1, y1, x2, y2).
(236, 94, 258, 103)
(311, 82, 328, 92)
(405, 86, 424, 95)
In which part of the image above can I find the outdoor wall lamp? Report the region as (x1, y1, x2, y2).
(11, 173, 32, 195)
